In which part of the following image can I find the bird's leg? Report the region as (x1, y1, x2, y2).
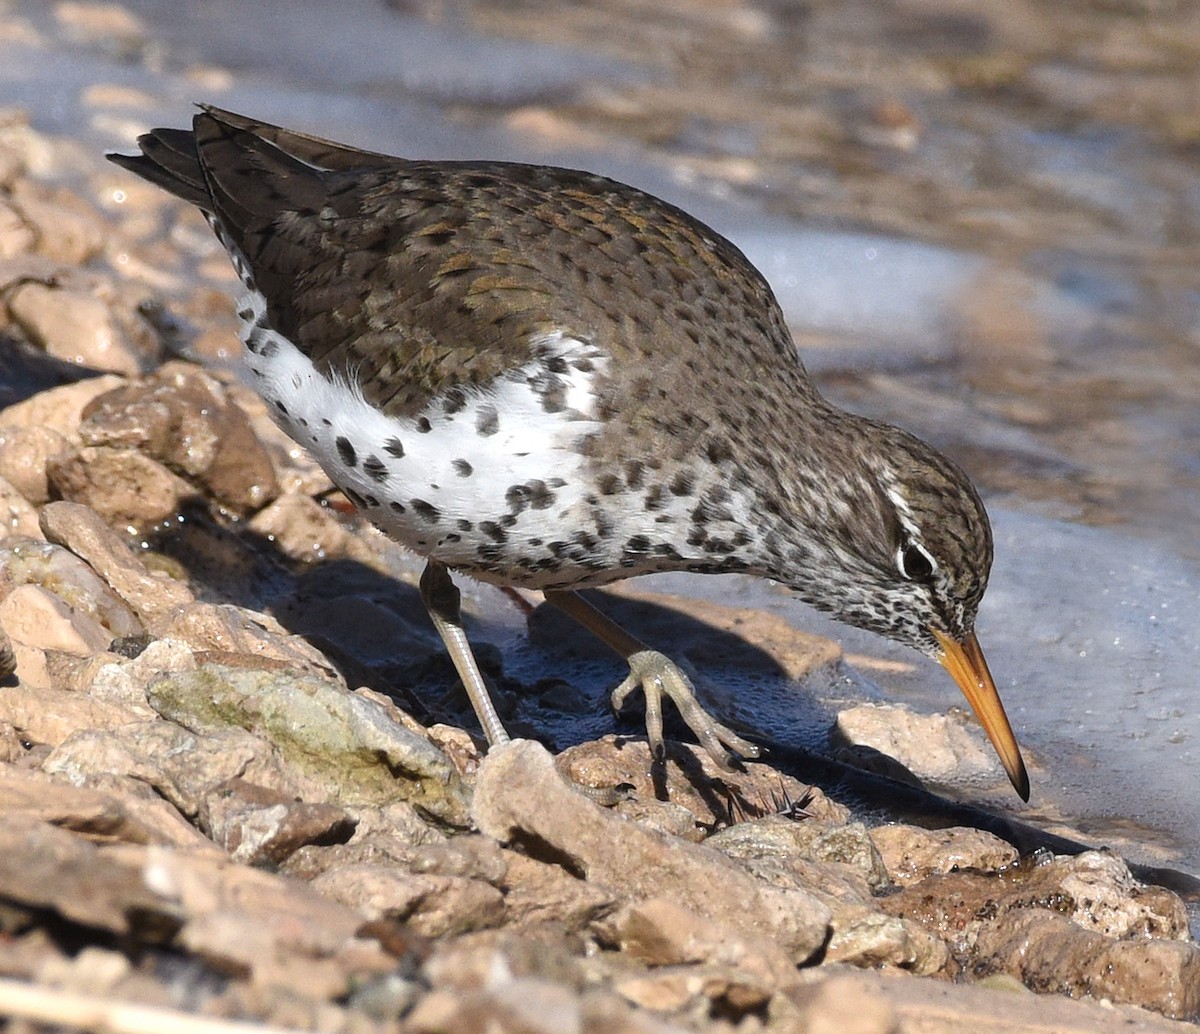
(419, 560, 510, 748)
(543, 589, 760, 770)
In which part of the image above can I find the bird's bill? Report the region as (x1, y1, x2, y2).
(933, 629, 1030, 801)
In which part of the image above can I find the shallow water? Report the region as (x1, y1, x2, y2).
(2, 0, 1198, 872)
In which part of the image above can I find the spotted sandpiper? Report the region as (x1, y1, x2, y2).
(111, 107, 1030, 800)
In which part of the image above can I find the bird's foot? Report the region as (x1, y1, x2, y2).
(611, 649, 760, 771)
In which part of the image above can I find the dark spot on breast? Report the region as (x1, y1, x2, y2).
(597, 473, 622, 495)
(336, 436, 357, 467)
(322, 418, 332, 427)
(624, 460, 645, 489)
(273, 399, 288, 416)
(644, 485, 665, 512)
(411, 499, 440, 523)
(476, 404, 499, 437)
(384, 436, 405, 458)
(444, 532, 462, 544)
(480, 520, 507, 543)
(456, 518, 474, 532)
(417, 417, 433, 433)
(452, 459, 473, 477)
(363, 455, 388, 482)
(442, 388, 467, 414)
(364, 494, 380, 507)
(706, 439, 734, 464)
(389, 501, 406, 514)
(670, 471, 695, 497)
(625, 534, 651, 554)
(343, 487, 368, 509)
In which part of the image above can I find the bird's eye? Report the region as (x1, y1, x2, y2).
(897, 541, 936, 582)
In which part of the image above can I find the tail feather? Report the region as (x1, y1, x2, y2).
(106, 127, 211, 210)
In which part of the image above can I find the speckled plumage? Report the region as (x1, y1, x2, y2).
(111, 107, 1029, 799)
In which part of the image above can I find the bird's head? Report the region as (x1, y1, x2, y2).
(778, 418, 1030, 799)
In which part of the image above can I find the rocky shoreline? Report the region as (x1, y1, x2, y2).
(1, 113, 1198, 1033)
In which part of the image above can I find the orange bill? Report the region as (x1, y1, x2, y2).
(933, 629, 1030, 801)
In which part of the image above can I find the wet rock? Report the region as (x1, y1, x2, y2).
(46, 446, 195, 528)
(557, 735, 848, 838)
(8, 282, 140, 376)
(312, 864, 505, 937)
(0, 535, 144, 640)
(832, 702, 1002, 787)
(39, 500, 193, 624)
(472, 740, 832, 962)
(0, 424, 70, 503)
(147, 663, 472, 824)
(0, 474, 41, 539)
(975, 909, 1200, 1020)
(247, 490, 369, 564)
(870, 824, 1019, 885)
(78, 363, 277, 512)
(0, 374, 123, 439)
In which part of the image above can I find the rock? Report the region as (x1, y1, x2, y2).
(0, 815, 184, 939)
(44, 719, 300, 818)
(870, 824, 1019, 885)
(832, 702, 1002, 786)
(103, 841, 396, 997)
(154, 602, 334, 672)
(9, 282, 141, 376)
(882, 850, 1191, 955)
(608, 896, 799, 989)
(312, 865, 505, 937)
(0, 374, 123, 438)
(0, 474, 41, 539)
(708, 815, 890, 890)
(498, 849, 617, 929)
(0, 424, 70, 503)
(39, 500, 193, 624)
(0, 197, 35, 257)
(787, 973, 900, 1034)
(46, 446, 194, 527)
(556, 736, 848, 838)
(0, 535, 144, 639)
(613, 963, 775, 1018)
(0, 764, 213, 851)
(974, 909, 1200, 1020)
(405, 978, 590, 1034)
(0, 682, 137, 744)
(247, 491, 367, 564)
(78, 364, 277, 512)
(200, 777, 356, 865)
(472, 740, 832, 962)
(0, 582, 113, 655)
(147, 664, 472, 824)
(8, 177, 108, 265)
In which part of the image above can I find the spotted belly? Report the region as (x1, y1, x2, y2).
(236, 293, 712, 588)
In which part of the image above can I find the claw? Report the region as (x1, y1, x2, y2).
(610, 649, 760, 769)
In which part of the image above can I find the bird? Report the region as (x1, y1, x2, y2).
(110, 106, 1030, 801)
